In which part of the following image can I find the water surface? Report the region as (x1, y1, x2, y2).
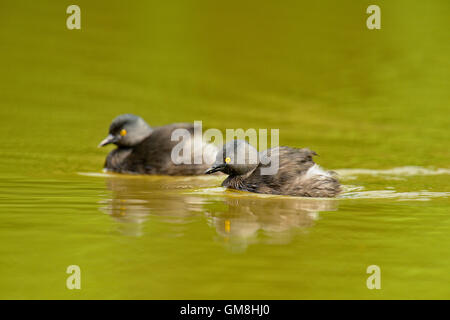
(0, 1, 449, 299)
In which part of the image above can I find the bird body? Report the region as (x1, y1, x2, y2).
(206, 141, 340, 198)
(99, 115, 217, 175)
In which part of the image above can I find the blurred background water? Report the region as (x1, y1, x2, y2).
(0, 1, 449, 299)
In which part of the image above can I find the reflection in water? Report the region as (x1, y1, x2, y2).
(99, 174, 338, 251)
(205, 195, 338, 252)
(99, 175, 212, 236)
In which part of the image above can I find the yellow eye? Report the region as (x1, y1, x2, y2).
(225, 157, 231, 164)
(120, 129, 127, 136)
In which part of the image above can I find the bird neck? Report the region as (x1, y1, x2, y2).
(222, 166, 258, 189)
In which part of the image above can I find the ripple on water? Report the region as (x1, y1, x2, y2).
(338, 166, 450, 201)
(336, 166, 450, 179)
(77, 166, 450, 202)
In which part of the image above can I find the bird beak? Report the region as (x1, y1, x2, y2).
(205, 164, 226, 174)
(98, 134, 117, 148)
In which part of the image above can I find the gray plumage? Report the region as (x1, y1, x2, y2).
(99, 114, 217, 175)
(206, 140, 341, 198)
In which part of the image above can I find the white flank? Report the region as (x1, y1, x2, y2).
(303, 164, 332, 180)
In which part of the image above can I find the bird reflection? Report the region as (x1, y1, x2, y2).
(99, 174, 213, 236)
(99, 174, 338, 250)
(205, 193, 338, 252)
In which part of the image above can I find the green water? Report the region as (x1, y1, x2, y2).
(0, 1, 449, 299)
